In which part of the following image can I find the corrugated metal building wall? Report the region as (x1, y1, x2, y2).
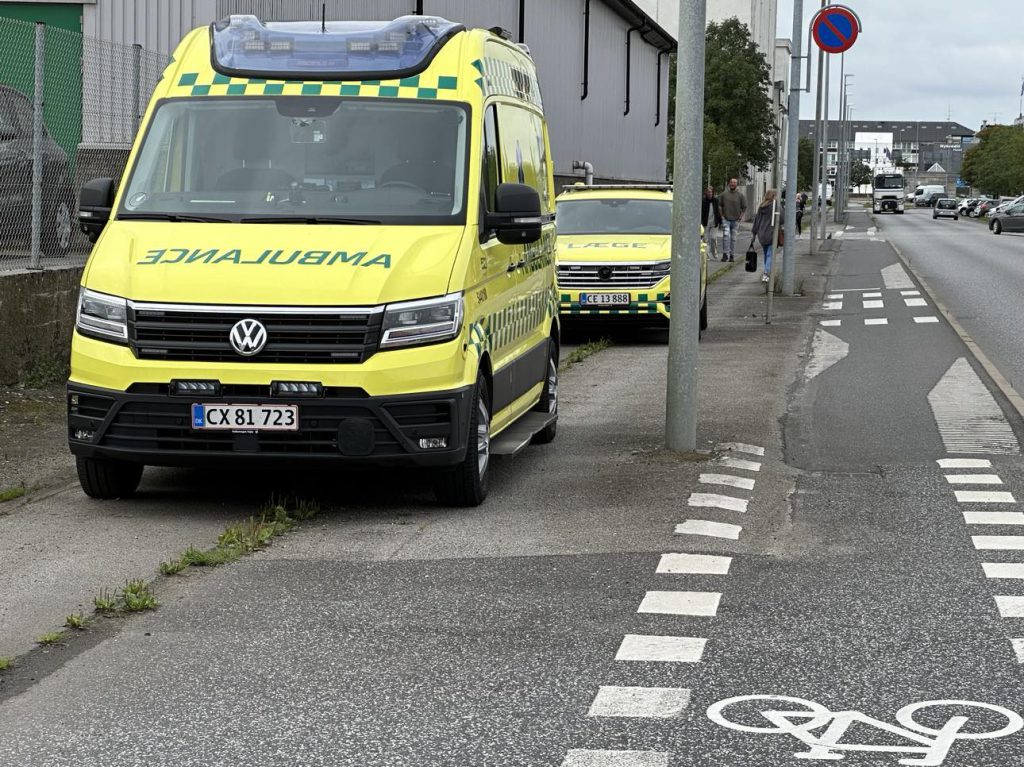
(82, 0, 673, 182)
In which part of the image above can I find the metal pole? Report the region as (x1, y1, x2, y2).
(665, 0, 705, 453)
(819, 49, 830, 240)
(781, 0, 804, 296)
(809, 0, 825, 256)
(29, 22, 45, 270)
(132, 43, 142, 135)
(834, 53, 844, 222)
(767, 198, 781, 323)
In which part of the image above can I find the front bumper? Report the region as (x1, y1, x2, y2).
(875, 199, 903, 211)
(67, 382, 474, 468)
(557, 289, 671, 320)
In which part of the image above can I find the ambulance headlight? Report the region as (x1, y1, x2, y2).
(381, 293, 464, 350)
(76, 288, 129, 344)
(652, 260, 671, 276)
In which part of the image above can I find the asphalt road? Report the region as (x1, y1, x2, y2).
(8, 225, 1024, 765)
(875, 207, 1024, 394)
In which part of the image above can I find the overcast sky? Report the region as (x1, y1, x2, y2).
(775, 1, 1024, 130)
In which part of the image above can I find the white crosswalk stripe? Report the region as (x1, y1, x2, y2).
(587, 686, 691, 718)
(561, 750, 670, 767)
(657, 553, 732, 575)
(615, 635, 707, 663)
(638, 591, 721, 617)
(675, 520, 742, 540)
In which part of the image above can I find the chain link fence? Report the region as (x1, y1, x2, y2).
(0, 16, 169, 272)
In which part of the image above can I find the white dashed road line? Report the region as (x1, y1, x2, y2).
(823, 301, 842, 310)
(674, 520, 742, 540)
(994, 596, 1024, 618)
(905, 298, 928, 307)
(962, 512, 1024, 526)
(945, 474, 1004, 485)
(687, 493, 748, 513)
(717, 442, 765, 456)
(1011, 640, 1024, 664)
(914, 316, 939, 324)
(699, 473, 756, 491)
(955, 491, 1016, 504)
(939, 458, 993, 468)
(863, 300, 884, 309)
(717, 457, 761, 472)
(656, 553, 732, 575)
(587, 686, 691, 719)
(561, 750, 670, 767)
(864, 318, 888, 326)
(615, 635, 707, 663)
(901, 290, 921, 296)
(973, 536, 1024, 550)
(638, 591, 721, 617)
(820, 319, 841, 327)
(863, 292, 882, 298)
(983, 563, 1024, 579)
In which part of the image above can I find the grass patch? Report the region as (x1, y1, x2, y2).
(0, 657, 12, 672)
(121, 579, 158, 612)
(707, 259, 740, 285)
(93, 588, 117, 613)
(161, 497, 320, 576)
(563, 338, 612, 369)
(65, 613, 88, 630)
(0, 486, 26, 503)
(36, 631, 63, 646)
(23, 358, 69, 389)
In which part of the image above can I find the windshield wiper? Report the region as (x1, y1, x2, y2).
(239, 215, 382, 225)
(117, 213, 234, 223)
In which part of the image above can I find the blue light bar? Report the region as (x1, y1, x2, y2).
(211, 14, 464, 81)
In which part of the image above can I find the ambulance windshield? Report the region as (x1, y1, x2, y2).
(556, 199, 672, 235)
(120, 97, 468, 224)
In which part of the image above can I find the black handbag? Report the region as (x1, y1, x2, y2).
(744, 237, 758, 272)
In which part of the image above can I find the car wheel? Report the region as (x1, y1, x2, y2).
(42, 193, 73, 256)
(530, 339, 558, 445)
(699, 292, 709, 335)
(954, 216, 959, 221)
(433, 372, 490, 507)
(993, 220, 1002, 235)
(76, 456, 143, 499)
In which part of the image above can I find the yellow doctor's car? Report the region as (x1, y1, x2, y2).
(555, 184, 707, 332)
(69, 15, 560, 507)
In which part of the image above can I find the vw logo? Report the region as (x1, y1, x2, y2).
(229, 318, 268, 357)
(598, 266, 614, 281)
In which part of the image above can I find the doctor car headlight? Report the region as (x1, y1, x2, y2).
(380, 292, 464, 350)
(76, 288, 129, 344)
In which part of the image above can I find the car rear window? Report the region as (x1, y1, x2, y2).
(937, 200, 956, 209)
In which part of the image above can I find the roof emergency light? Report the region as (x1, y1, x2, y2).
(211, 14, 463, 80)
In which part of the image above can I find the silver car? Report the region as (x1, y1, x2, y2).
(932, 198, 959, 220)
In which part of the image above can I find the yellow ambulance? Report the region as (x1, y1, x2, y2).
(555, 184, 707, 332)
(69, 15, 559, 506)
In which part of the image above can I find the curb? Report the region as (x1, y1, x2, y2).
(872, 211, 1024, 421)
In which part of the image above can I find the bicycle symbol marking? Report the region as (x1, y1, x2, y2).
(707, 694, 1023, 765)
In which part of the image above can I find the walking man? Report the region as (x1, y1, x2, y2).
(719, 177, 747, 262)
(701, 186, 722, 260)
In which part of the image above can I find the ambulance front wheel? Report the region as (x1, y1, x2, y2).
(530, 338, 559, 445)
(433, 372, 490, 507)
(76, 456, 143, 500)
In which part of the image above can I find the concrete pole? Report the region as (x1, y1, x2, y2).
(781, 0, 804, 296)
(819, 49, 830, 240)
(665, 0, 706, 453)
(808, 1, 825, 255)
(29, 22, 44, 270)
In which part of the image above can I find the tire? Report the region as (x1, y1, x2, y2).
(433, 373, 490, 507)
(530, 339, 559, 445)
(897, 210, 905, 214)
(993, 220, 1002, 235)
(76, 456, 143, 500)
(699, 292, 709, 334)
(42, 191, 73, 257)
(954, 216, 959, 221)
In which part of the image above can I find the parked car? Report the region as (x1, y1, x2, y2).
(933, 198, 959, 220)
(958, 198, 980, 216)
(989, 202, 1024, 234)
(975, 199, 999, 218)
(0, 84, 73, 255)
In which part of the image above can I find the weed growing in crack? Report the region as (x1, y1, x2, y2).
(65, 613, 87, 630)
(36, 631, 62, 646)
(120, 580, 158, 612)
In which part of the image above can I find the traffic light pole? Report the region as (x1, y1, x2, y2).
(665, 0, 706, 452)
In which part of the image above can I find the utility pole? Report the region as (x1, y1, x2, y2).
(781, 0, 804, 296)
(665, 0, 706, 453)
(808, 0, 825, 256)
(834, 54, 844, 222)
(819, 46, 830, 240)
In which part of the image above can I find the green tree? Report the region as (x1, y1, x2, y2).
(797, 137, 814, 190)
(850, 162, 873, 188)
(962, 125, 1024, 196)
(667, 19, 777, 185)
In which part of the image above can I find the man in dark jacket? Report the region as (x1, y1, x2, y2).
(701, 187, 722, 260)
(719, 177, 747, 262)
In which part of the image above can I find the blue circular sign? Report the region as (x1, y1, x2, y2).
(812, 6, 860, 54)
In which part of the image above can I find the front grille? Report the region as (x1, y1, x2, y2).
(99, 399, 454, 456)
(557, 263, 668, 290)
(129, 304, 383, 364)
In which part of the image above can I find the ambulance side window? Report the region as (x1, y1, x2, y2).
(482, 104, 501, 212)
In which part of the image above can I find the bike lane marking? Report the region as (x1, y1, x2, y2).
(973, 535, 1024, 550)
(656, 553, 732, 575)
(939, 458, 993, 468)
(983, 563, 1024, 579)
(674, 520, 742, 540)
(687, 493, 748, 513)
(956, 490, 1016, 503)
(699, 473, 756, 491)
(637, 590, 721, 617)
(946, 473, 1004, 484)
(963, 511, 1024, 525)
(614, 635, 707, 664)
(717, 457, 761, 472)
(560, 750, 669, 767)
(588, 686, 691, 719)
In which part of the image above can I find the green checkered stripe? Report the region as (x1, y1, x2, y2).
(559, 292, 669, 316)
(470, 290, 550, 358)
(471, 58, 543, 109)
(174, 72, 459, 99)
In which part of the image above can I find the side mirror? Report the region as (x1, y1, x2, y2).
(487, 183, 543, 245)
(79, 178, 115, 242)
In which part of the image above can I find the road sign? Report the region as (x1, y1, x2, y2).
(811, 5, 860, 54)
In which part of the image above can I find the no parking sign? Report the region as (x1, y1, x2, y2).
(811, 5, 861, 54)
